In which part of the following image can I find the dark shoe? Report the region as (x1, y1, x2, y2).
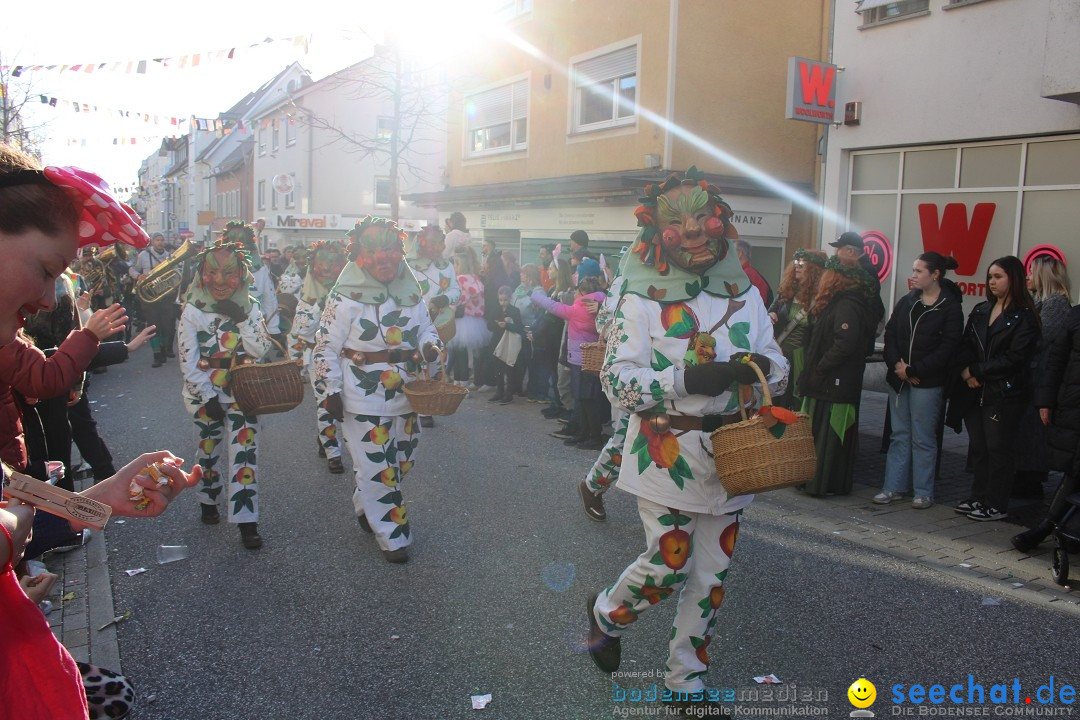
(420, 415, 435, 428)
(358, 514, 373, 533)
(578, 480, 606, 522)
(488, 392, 505, 403)
(383, 547, 409, 563)
(664, 693, 731, 718)
(499, 394, 514, 405)
(165, 348, 176, 358)
(239, 522, 262, 549)
(954, 499, 981, 514)
(152, 353, 164, 368)
(200, 504, 220, 525)
(586, 592, 620, 673)
(967, 505, 1007, 522)
(564, 435, 588, 446)
(1011, 520, 1053, 553)
(576, 436, 607, 451)
(542, 405, 565, 419)
(317, 440, 326, 459)
(551, 430, 578, 440)
(327, 456, 344, 474)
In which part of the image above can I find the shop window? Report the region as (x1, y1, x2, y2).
(902, 148, 957, 190)
(857, 0, 930, 27)
(571, 42, 637, 133)
(960, 144, 1021, 188)
(286, 117, 296, 147)
(258, 128, 266, 156)
(377, 116, 393, 144)
(271, 183, 278, 210)
(464, 78, 528, 157)
(1019, 190, 1080, 268)
(1025, 139, 1080, 186)
(852, 153, 900, 191)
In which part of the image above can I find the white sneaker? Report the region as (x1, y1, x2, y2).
(872, 491, 903, 505)
(911, 496, 934, 509)
(968, 505, 1007, 522)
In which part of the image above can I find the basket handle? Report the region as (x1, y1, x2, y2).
(736, 360, 771, 422)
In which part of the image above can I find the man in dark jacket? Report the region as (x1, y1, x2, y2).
(831, 232, 885, 349)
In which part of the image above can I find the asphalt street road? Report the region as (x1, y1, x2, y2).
(87, 358, 1077, 720)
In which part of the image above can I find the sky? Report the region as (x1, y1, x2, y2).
(0, 0, 503, 190)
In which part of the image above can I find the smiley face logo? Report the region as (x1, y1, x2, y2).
(848, 678, 876, 709)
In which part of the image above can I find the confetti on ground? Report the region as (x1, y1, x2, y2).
(754, 675, 782, 684)
(97, 611, 132, 631)
(471, 694, 493, 710)
(125, 568, 147, 576)
(959, 563, 973, 568)
(981, 597, 1001, 606)
(114, 519, 125, 524)
(61, 591, 75, 602)
(1012, 582, 1024, 588)
(390, 635, 400, 640)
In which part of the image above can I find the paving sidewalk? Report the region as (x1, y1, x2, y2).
(42, 391, 1079, 677)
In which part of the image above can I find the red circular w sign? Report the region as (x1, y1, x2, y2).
(860, 230, 893, 282)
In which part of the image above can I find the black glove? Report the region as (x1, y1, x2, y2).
(323, 393, 344, 422)
(422, 341, 443, 363)
(214, 299, 247, 324)
(204, 397, 226, 421)
(430, 295, 450, 309)
(728, 353, 771, 384)
(683, 362, 737, 397)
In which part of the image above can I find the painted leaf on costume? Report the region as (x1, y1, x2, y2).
(402, 327, 419, 347)
(418, 278, 431, 295)
(661, 572, 687, 587)
(380, 309, 409, 328)
(204, 485, 222, 500)
(196, 330, 214, 345)
(660, 302, 699, 339)
(729, 321, 751, 351)
(685, 671, 708, 682)
(652, 349, 673, 371)
(231, 488, 256, 515)
(389, 525, 403, 540)
(649, 551, 665, 565)
(378, 491, 403, 505)
(366, 451, 385, 463)
(684, 280, 701, 297)
(723, 390, 739, 412)
(358, 318, 379, 341)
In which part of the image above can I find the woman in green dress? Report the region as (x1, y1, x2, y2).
(768, 248, 827, 409)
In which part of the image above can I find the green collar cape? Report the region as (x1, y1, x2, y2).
(408, 254, 451, 273)
(332, 261, 423, 307)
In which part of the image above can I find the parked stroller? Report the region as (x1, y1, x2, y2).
(1050, 492, 1080, 586)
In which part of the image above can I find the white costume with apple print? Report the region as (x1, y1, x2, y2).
(313, 292, 439, 551)
(593, 289, 786, 692)
(410, 255, 461, 382)
(178, 301, 271, 523)
(292, 293, 343, 459)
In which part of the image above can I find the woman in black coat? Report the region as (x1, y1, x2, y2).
(874, 253, 964, 509)
(799, 258, 877, 496)
(951, 256, 1040, 521)
(1013, 304, 1080, 552)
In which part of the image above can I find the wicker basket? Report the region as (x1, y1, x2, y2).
(709, 361, 816, 496)
(580, 341, 607, 375)
(403, 367, 468, 416)
(230, 336, 305, 416)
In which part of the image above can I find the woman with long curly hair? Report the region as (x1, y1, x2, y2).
(768, 248, 827, 408)
(799, 257, 877, 496)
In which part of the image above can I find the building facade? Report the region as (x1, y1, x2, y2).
(822, 0, 1080, 314)
(408, 0, 829, 287)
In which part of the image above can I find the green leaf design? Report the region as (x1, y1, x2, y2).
(389, 526, 403, 540)
(378, 491, 402, 505)
(358, 318, 379, 341)
(649, 551, 665, 566)
(685, 671, 708, 681)
(672, 455, 692, 480)
(723, 391, 739, 412)
(649, 380, 665, 402)
(657, 513, 676, 526)
(231, 488, 255, 515)
(729, 321, 751, 351)
(636, 447, 651, 474)
(652, 349, 673, 371)
(366, 451, 385, 463)
(684, 280, 701, 296)
(233, 451, 247, 465)
(661, 572, 686, 586)
(698, 596, 712, 617)
(631, 432, 648, 454)
(714, 570, 728, 582)
(667, 467, 686, 490)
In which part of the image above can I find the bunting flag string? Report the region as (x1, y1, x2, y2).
(2, 35, 311, 77)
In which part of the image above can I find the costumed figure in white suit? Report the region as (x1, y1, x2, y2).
(178, 236, 272, 549)
(312, 217, 442, 563)
(288, 240, 348, 473)
(585, 169, 788, 714)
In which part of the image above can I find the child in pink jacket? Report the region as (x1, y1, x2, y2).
(531, 259, 608, 448)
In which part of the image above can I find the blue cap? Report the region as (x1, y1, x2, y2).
(577, 258, 602, 280)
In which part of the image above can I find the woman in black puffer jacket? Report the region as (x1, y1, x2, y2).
(1013, 304, 1080, 552)
(949, 256, 1040, 522)
(874, 253, 964, 510)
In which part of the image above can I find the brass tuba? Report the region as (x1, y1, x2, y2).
(135, 240, 200, 304)
(81, 248, 110, 295)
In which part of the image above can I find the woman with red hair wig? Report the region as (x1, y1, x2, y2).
(769, 248, 827, 409)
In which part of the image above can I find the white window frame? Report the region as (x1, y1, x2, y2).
(376, 116, 394, 144)
(272, 120, 280, 153)
(271, 181, 278, 211)
(569, 37, 640, 135)
(375, 177, 391, 207)
(285, 174, 296, 209)
(286, 116, 296, 146)
(258, 127, 266, 156)
(463, 74, 529, 159)
(257, 180, 266, 210)
(858, 0, 930, 27)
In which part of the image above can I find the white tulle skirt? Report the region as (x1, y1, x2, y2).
(448, 315, 491, 352)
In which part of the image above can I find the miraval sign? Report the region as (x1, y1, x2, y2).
(268, 214, 342, 229)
